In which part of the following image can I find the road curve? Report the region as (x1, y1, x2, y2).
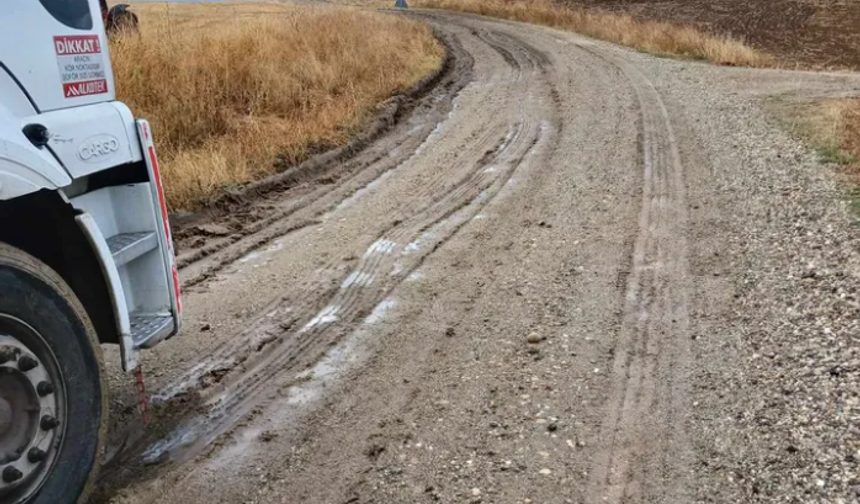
(93, 10, 860, 504)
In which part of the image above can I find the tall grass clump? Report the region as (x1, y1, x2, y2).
(414, 0, 773, 67)
(836, 100, 860, 165)
(812, 99, 860, 169)
(111, 2, 442, 210)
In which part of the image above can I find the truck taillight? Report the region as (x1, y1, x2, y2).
(137, 119, 182, 315)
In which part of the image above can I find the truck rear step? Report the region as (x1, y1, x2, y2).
(109, 232, 176, 349)
(107, 231, 158, 267)
(72, 182, 180, 363)
(129, 314, 174, 349)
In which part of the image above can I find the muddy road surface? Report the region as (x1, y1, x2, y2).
(95, 11, 860, 504)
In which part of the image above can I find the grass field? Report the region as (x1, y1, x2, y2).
(566, 0, 860, 70)
(413, 0, 773, 67)
(111, 2, 442, 210)
(557, 0, 860, 173)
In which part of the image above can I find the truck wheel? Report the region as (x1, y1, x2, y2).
(0, 244, 106, 504)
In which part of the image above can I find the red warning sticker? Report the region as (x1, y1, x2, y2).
(54, 35, 109, 98)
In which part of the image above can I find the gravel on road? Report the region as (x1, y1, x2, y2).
(95, 11, 860, 504)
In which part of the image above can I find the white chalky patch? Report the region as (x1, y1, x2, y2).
(303, 305, 340, 331)
(404, 240, 421, 254)
(364, 297, 397, 325)
(364, 239, 397, 257)
(341, 271, 373, 289)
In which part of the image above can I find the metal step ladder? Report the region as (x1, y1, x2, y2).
(106, 231, 175, 348)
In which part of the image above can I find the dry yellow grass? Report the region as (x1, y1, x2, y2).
(413, 0, 773, 67)
(111, 2, 442, 210)
(774, 97, 860, 172)
(835, 99, 860, 164)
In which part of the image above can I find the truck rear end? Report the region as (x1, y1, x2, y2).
(0, 1, 180, 502)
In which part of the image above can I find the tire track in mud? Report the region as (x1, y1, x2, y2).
(176, 26, 544, 289)
(153, 30, 529, 412)
(567, 40, 695, 504)
(174, 29, 474, 288)
(94, 23, 558, 497)
(399, 16, 695, 501)
(164, 27, 550, 464)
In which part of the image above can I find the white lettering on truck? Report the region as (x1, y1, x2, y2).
(77, 135, 120, 163)
(54, 37, 101, 55)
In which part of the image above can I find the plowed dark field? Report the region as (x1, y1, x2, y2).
(566, 0, 860, 69)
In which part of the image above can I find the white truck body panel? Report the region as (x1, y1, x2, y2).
(0, 1, 182, 500)
(2, 0, 115, 112)
(35, 101, 141, 178)
(0, 0, 180, 371)
(0, 70, 38, 118)
(0, 104, 71, 199)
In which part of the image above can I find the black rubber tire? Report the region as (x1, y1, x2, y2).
(0, 243, 106, 504)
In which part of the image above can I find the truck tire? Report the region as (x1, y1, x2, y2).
(0, 243, 106, 504)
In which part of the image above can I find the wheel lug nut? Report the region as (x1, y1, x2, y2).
(18, 356, 37, 372)
(27, 448, 46, 464)
(40, 415, 59, 431)
(2, 466, 22, 483)
(36, 382, 53, 397)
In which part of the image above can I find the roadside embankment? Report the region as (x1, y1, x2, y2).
(112, 2, 443, 210)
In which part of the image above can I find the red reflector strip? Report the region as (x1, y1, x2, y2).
(172, 266, 182, 314)
(144, 129, 182, 313)
(147, 146, 171, 244)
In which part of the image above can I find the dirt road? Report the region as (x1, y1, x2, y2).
(95, 11, 860, 504)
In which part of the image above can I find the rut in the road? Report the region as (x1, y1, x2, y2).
(98, 22, 559, 489)
(577, 41, 695, 504)
(173, 30, 472, 288)
(94, 31, 476, 491)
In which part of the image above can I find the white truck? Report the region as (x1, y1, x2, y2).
(0, 1, 181, 502)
